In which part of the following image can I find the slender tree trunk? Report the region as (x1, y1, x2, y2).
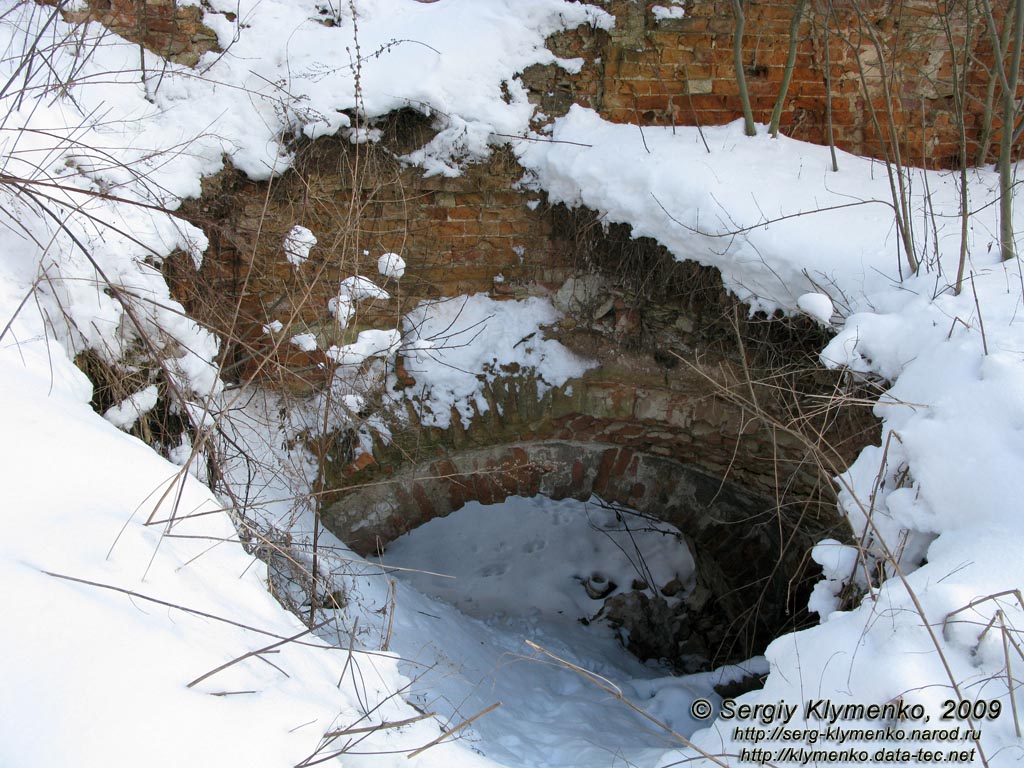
(838, 1, 918, 275)
(822, 0, 839, 171)
(998, 0, 1023, 260)
(975, 14, 1012, 165)
(937, 0, 975, 292)
(732, 0, 757, 136)
(770, 0, 808, 137)
(864, 21, 918, 272)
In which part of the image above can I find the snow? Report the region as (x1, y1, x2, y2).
(189, 0, 612, 177)
(380, 494, 749, 767)
(518, 106, 1008, 314)
(3, 0, 1024, 766)
(399, 294, 596, 428)
(797, 291, 835, 324)
(329, 275, 391, 328)
(327, 328, 402, 368)
(284, 224, 318, 267)
(291, 332, 318, 352)
(652, 5, 686, 21)
(385, 495, 695, 622)
(340, 275, 390, 301)
(0, 316, 441, 768)
(103, 384, 159, 429)
(378, 252, 407, 280)
(806, 538, 861, 620)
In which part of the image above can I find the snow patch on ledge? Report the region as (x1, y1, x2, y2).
(399, 294, 596, 429)
(652, 4, 686, 20)
(517, 105, 1009, 316)
(191, 0, 613, 178)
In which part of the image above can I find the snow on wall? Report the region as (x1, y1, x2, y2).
(3, 0, 1024, 765)
(0, 2, 612, 767)
(399, 294, 596, 429)
(521, 106, 1024, 765)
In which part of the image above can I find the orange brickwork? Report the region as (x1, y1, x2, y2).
(544, 0, 1021, 168)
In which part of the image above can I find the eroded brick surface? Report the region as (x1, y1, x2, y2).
(542, 0, 1021, 167)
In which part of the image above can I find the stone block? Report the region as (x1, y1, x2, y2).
(685, 78, 714, 95)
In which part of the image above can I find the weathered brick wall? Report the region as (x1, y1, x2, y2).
(321, 321, 870, 521)
(536, 0, 1021, 167)
(167, 111, 576, 391)
(166, 116, 877, 524)
(174, 121, 560, 308)
(57, 0, 219, 66)
(105, 0, 885, 539)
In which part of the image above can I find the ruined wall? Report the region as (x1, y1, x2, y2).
(322, 333, 871, 542)
(58, 0, 1022, 167)
(162, 105, 876, 528)
(56, 0, 929, 671)
(59, 0, 219, 66)
(125, 0, 888, 578)
(535, 0, 1020, 167)
(167, 112, 574, 391)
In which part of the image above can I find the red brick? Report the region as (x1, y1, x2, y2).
(447, 206, 479, 221)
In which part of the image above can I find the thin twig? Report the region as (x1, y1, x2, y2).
(187, 619, 330, 688)
(323, 712, 435, 738)
(405, 702, 502, 759)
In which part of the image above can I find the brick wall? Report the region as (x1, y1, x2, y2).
(537, 0, 1021, 168)
(58, 0, 219, 66)
(153, 56, 879, 560)
(56, 0, 1022, 167)
(167, 111, 577, 392)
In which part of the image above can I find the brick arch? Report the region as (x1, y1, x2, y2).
(324, 440, 830, 665)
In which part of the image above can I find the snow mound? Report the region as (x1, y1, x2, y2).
(399, 294, 596, 428)
(797, 292, 835, 324)
(284, 224, 317, 267)
(378, 252, 407, 280)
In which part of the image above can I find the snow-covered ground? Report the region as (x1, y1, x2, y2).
(2, 0, 1024, 766)
(519, 106, 1024, 764)
(380, 494, 722, 768)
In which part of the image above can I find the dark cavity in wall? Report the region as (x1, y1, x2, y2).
(161, 109, 880, 678)
(323, 440, 832, 673)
